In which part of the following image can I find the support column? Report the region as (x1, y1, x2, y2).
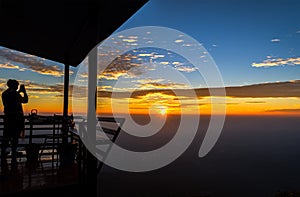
(87, 46, 98, 196)
(63, 64, 69, 119)
(62, 63, 70, 145)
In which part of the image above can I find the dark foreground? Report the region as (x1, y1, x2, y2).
(1, 115, 300, 197)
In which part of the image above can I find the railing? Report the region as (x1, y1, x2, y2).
(0, 114, 125, 180)
(70, 116, 125, 183)
(0, 114, 75, 168)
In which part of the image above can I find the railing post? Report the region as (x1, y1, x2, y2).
(29, 117, 33, 145)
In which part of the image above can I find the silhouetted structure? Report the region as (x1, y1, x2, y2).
(0, 0, 148, 196)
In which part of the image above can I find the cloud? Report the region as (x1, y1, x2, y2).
(94, 50, 169, 81)
(122, 39, 138, 43)
(159, 61, 169, 65)
(1, 80, 68, 99)
(122, 39, 137, 42)
(244, 101, 266, 104)
(100, 54, 143, 80)
(0, 47, 65, 77)
(174, 65, 198, 73)
(99, 85, 113, 91)
(2, 81, 90, 99)
(174, 39, 184, 43)
(171, 61, 198, 73)
(153, 54, 165, 59)
(69, 80, 300, 106)
(0, 79, 7, 92)
(0, 63, 19, 69)
(133, 78, 164, 84)
(27, 65, 66, 77)
(252, 57, 300, 67)
(128, 36, 138, 39)
(132, 78, 190, 90)
(223, 80, 300, 98)
(29, 95, 40, 99)
(97, 80, 300, 99)
(138, 53, 153, 57)
(296, 30, 300, 33)
(172, 62, 182, 65)
(265, 108, 300, 113)
(26, 83, 63, 94)
(271, 38, 280, 42)
(180, 103, 207, 108)
(137, 82, 189, 90)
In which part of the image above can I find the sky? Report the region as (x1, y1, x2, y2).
(0, 0, 299, 116)
(116, 0, 300, 86)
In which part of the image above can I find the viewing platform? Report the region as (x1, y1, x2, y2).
(0, 113, 124, 196)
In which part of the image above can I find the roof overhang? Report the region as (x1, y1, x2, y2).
(0, 0, 148, 67)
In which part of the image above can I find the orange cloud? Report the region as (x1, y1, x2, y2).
(0, 47, 66, 77)
(0, 63, 19, 69)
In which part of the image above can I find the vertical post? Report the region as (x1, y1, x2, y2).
(87, 44, 97, 157)
(87, 46, 98, 196)
(62, 63, 70, 145)
(63, 64, 69, 119)
(29, 118, 33, 145)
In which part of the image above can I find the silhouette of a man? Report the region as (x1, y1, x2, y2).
(1, 79, 28, 170)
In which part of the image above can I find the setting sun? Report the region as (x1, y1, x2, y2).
(159, 106, 167, 115)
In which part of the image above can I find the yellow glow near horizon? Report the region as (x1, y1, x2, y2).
(2, 90, 299, 116)
(159, 105, 167, 115)
(83, 95, 300, 116)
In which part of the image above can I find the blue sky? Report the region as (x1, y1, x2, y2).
(1, 0, 299, 88)
(114, 0, 300, 86)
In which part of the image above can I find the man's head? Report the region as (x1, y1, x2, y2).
(7, 79, 19, 90)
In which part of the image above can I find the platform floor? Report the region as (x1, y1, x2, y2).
(0, 151, 80, 196)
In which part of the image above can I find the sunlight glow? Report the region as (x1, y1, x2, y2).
(159, 105, 167, 115)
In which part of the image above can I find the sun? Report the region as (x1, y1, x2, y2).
(159, 106, 167, 115)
